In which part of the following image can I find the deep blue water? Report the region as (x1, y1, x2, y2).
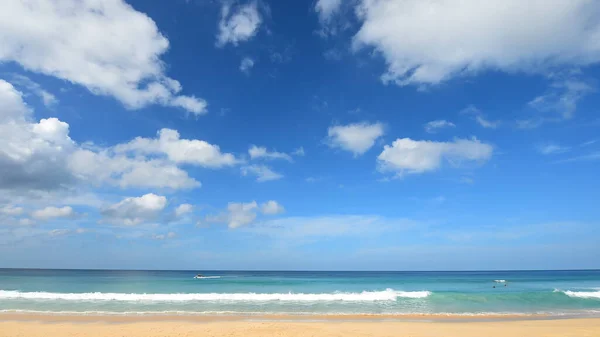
(0, 269, 599, 315)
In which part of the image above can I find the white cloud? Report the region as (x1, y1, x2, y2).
(0, 0, 206, 114)
(248, 145, 292, 162)
(424, 120, 456, 133)
(115, 128, 237, 168)
(241, 165, 283, 182)
(0, 206, 24, 216)
(315, 0, 343, 22)
(169, 96, 207, 115)
(326, 122, 384, 156)
(537, 144, 571, 155)
(378, 137, 493, 176)
(0, 80, 76, 191)
(352, 0, 600, 86)
(260, 200, 285, 215)
(31, 206, 74, 220)
(240, 57, 255, 75)
(523, 76, 595, 127)
(205, 200, 284, 229)
(174, 203, 193, 217)
(68, 149, 201, 190)
(0, 81, 202, 192)
(101, 193, 167, 226)
(206, 201, 258, 229)
(293, 147, 305, 156)
(216, 2, 262, 47)
(19, 218, 35, 226)
(227, 201, 258, 229)
(10, 74, 58, 107)
(461, 105, 500, 129)
(0, 79, 30, 120)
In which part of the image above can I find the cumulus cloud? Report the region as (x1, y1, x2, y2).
(0, 80, 76, 191)
(216, 2, 262, 47)
(0, 0, 206, 114)
(378, 137, 493, 176)
(174, 203, 193, 217)
(240, 57, 255, 75)
(248, 145, 292, 162)
(10, 74, 57, 107)
(241, 165, 283, 182)
(115, 128, 237, 168)
(461, 105, 500, 129)
(31, 206, 75, 220)
(260, 200, 285, 215)
(326, 122, 384, 156)
(68, 149, 200, 190)
(424, 120, 456, 133)
(353, 0, 600, 86)
(101, 193, 167, 226)
(0, 81, 211, 193)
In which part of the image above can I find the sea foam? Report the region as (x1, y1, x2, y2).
(0, 289, 430, 302)
(560, 290, 600, 299)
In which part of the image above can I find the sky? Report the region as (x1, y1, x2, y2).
(0, 0, 599, 271)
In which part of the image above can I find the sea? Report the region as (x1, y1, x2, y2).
(0, 269, 599, 317)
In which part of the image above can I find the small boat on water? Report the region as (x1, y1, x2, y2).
(193, 274, 203, 279)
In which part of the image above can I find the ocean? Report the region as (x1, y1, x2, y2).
(0, 269, 599, 317)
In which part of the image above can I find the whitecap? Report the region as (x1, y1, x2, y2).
(0, 289, 430, 302)
(560, 290, 600, 299)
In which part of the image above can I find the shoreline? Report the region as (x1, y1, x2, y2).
(1, 311, 595, 323)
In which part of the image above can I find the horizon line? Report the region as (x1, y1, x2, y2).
(1, 267, 598, 272)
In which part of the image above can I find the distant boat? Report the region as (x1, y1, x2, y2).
(193, 274, 203, 279)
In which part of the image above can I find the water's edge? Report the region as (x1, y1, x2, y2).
(1, 312, 596, 323)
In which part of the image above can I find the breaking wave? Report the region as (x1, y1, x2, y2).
(558, 290, 600, 299)
(0, 289, 430, 302)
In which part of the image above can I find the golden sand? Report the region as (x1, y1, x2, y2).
(1, 315, 599, 337)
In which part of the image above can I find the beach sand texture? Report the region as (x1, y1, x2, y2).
(1, 316, 600, 337)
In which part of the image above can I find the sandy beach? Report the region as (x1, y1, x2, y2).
(1, 315, 599, 337)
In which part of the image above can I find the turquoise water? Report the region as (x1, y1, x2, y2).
(0, 269, 599, 316)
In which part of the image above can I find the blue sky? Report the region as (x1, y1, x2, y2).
(0, 0, 599, 270)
